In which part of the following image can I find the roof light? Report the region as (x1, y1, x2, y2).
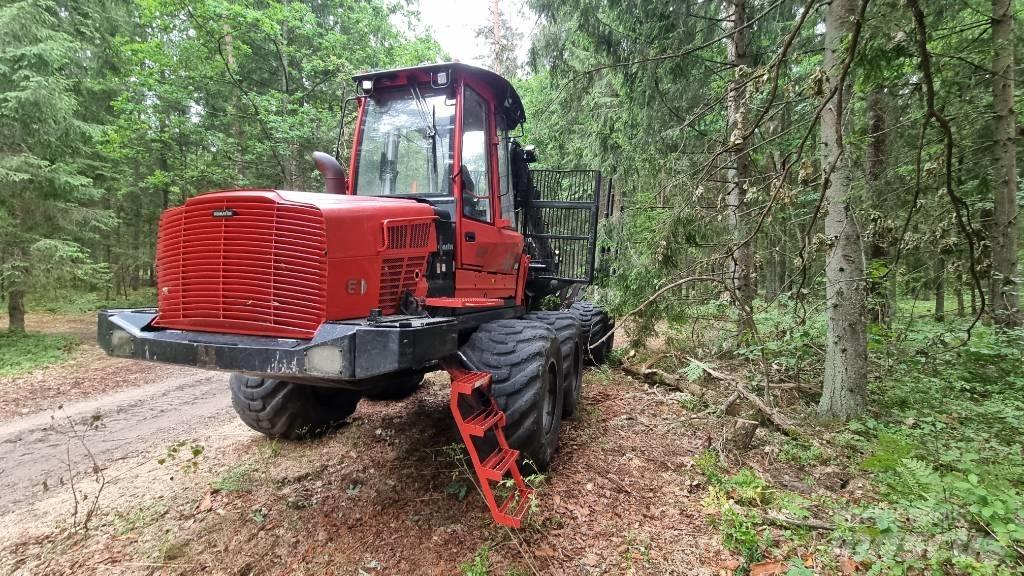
(436, 71, 448, 86)
(360, 79, 373, 94)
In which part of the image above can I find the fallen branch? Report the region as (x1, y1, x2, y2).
(686, 357, 801, 437)
(765, 512, 835, 531)
(736, 385, 800, 438)
(718, 391, 741, 416)
(622, 364, 706, 397)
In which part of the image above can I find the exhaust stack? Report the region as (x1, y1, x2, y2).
(312, 151, 346, 194)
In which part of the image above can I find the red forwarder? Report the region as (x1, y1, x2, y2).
(98, 63, 615, 527)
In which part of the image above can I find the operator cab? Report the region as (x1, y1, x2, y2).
(346, 63, 528, 299)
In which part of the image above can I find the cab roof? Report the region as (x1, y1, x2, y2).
(352, 62, 526, 129)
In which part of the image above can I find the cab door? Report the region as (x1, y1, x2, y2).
(455, 83, 523, 286)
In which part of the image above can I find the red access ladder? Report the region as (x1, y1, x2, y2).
(443, 362, 534, 528)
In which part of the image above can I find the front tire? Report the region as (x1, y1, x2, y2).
(229, 374, 360, 440)
(460, 319, 564, 473)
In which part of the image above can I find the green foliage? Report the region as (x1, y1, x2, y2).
(212, 465, 255, 493)
(0, 330, 78, 377)
(111, 502, 167, 536)
(722, 469, 771, 507)
(157, 439, 205, 474)
(445, 479, 470, 501)
(1, 0, 445, 321)
(778, 439, 824, 467)
(459, 546, 491, 576)
(0, 0, 115, 312)
(718, 504, 765, 565)
(838, 320, 1024, 570)
(694, 450, 724, 486)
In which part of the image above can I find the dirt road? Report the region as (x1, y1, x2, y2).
(0, 368, 225, 515)
(1, 314, 725, 575)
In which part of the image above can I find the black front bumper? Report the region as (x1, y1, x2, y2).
(97, 309, 458, 382)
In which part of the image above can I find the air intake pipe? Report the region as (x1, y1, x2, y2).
(312, 151, 347, 194)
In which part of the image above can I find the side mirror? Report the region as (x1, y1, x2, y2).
(522, 145, 538, 164)
(312, 151, 347, 194)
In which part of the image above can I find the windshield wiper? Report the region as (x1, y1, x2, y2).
(411, 84, 439, 195)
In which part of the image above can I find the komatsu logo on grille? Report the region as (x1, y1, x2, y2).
(212, 208, 236, 218)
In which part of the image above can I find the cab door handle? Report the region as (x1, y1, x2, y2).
(465, 232, 476, 242)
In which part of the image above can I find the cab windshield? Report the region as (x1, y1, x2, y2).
(354, 84, 455, 197)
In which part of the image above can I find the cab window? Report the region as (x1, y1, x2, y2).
(497, 116, 514, 223)
(460, 87, 492, 221)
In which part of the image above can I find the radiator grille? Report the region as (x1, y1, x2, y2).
(153, 193, 327, 339)
(379, 256, 426, 313)
(382, 219, 433, 250)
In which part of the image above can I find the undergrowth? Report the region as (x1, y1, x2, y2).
(0, 331, 79, 377)
(679, 299, 1024, 574)
(27, 288, 156, 314)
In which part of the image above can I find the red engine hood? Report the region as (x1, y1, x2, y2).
(230, 190, 437, 257)
(153, 189, 438, 339)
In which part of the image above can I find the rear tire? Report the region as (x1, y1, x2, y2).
(523, 311, 584, 418)
(570, 301, 614, 365)
(460, 319, 563, 473)
(229, 374, 360, 440)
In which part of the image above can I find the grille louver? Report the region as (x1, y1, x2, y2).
(153, 194, 327, 339)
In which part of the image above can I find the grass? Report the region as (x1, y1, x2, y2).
(28, 288, 156, 314)
(212, 464, 255, 492)
(111, 502, 168, 536)
(0, 331, 79, 377)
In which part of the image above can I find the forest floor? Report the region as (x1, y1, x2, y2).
(0, 311, 751, 575)
(4, 309, 1012, 574)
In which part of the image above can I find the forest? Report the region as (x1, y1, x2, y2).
(0, 0, 1022, 574)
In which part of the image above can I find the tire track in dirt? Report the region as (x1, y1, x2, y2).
(0, 369, 229, 516)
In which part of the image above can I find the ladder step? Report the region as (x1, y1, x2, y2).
(499, 486, 534, 524)
(463, 405, 503, 436)
(452, 371, 490, 394)
(479, 447, 519, 481)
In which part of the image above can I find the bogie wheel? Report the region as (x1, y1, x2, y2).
(459, 319, 564, 473)
(229, 374, 360, 440)
(363, 372, 424, 401)
(569, 301, 615, 365)
(523, 311, 584, 418)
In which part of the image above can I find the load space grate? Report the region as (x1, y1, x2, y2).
(153, 192, 327, 339)
(523, 170, 601, 283)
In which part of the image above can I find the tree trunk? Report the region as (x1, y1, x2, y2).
(818, 0, 868, 420)
(7, 288, 25, 332)
(933, 250, 946, 321)
(955, 261, 965, 317)
(725, 0, 756, 340)
(865, 88, 893, 326)
(991, 0, 1020, 327)
(224, 23, 245, 180)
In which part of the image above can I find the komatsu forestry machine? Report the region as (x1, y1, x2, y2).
(98, 63, 614, 527)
